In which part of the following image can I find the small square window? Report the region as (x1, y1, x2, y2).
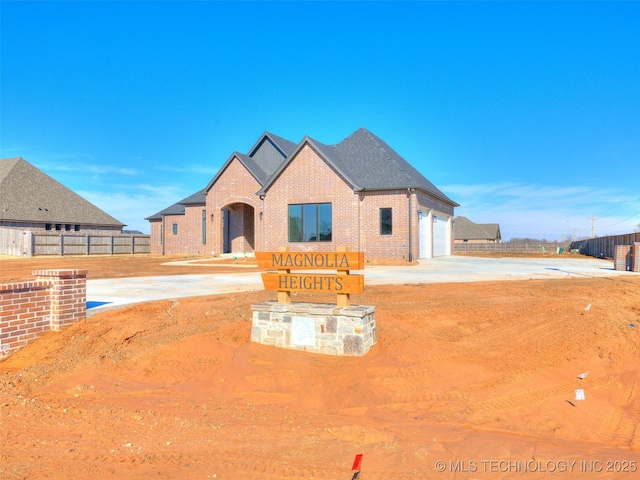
(380, 208, 392, 235)
(74, 225, 81, 232)
(65, 224, 71, 231)
(55, 224, 62, 231)
(45, 223, 52, 231)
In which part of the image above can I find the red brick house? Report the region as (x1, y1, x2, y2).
(147, 128, 458, 261)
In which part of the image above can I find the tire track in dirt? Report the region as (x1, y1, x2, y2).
(600, 380, 639, 448)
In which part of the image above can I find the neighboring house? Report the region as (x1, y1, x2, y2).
(454, 216, 502, 243)
(0, 157, 125, 234)
(147, 128, 459, 260)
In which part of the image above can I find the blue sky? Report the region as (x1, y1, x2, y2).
(1, 1, 639, 240)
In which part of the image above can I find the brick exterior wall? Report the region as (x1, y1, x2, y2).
(261, 144, 359, 253)
(614, 245, 632, 271)
(0, 269, 87, 358)
(150, 142, 456, 261)
(359, 189, 411, 260)
(149, 206, 207, 255)
(207, 157, 262, 256)
(149, 219, 163, 254)
(613, 244, 640, 272)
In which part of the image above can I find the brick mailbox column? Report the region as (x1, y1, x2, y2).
(33, 269, 88, 331)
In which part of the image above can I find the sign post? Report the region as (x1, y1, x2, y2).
(251, 247, 376, 356)
(255, 246, 365, 306)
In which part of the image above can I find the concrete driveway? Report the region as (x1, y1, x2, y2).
(86, 256, 634, 316)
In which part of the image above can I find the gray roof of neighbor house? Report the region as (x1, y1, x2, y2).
(145, 189, 206, 221)
(454, 216, 501, 240)
(258, 128, 459, 206)
(480, 223, 501, 239)
(0, 157, 125, 227)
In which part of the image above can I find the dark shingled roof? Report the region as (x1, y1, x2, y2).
(258, 128, 458, 206)
(145, 189, 206, 221)
(0, 157, 125, 227)
(145, 202, 186, 221)
(178, 189, 207, 205)
(150, 128, 458, 221)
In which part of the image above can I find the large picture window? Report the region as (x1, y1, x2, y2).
(288, 203, 332, 242)
(380, 208, 392, 235)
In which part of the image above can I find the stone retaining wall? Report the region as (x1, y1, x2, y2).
(251, 302, 377, 356)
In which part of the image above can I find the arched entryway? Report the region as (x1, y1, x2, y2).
(221, 202, 255, 254)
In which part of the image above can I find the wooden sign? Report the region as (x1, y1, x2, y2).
(261, 272, 364, 293)
(257, 247, 364, 306)
(256, 251, 364, 270)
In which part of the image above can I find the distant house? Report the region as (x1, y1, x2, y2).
(147, 128, 459, 261)
(454, 216, 502, 243)
(0, 157, 125, 234)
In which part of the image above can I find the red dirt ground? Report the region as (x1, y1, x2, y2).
(2, 255, 640, 479)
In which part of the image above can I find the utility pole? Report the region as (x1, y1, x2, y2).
(589, 217, 598, 238)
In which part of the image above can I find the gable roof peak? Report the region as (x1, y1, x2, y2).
(256, 128, 458, 207)
(249, 131, 297, 158)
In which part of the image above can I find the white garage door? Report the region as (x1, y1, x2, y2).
(433, 214, 448, 257)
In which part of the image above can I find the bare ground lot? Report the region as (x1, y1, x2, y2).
(0, 254, 261, 283)
(2, 254, 640, 479)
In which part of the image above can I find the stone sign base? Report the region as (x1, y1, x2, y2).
(251, 302, 377, 356)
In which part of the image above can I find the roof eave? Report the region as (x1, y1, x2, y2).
(358, 185, 459, 207)
(206, 152, 266, 193)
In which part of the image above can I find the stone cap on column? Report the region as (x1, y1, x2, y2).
(32, 269, 89, 278)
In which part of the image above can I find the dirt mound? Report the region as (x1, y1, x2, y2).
(2, 277, 640, 478)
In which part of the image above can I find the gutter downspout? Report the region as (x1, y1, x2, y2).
(408, 188, 413, 262)
(358, 190, 362, 254)
(260, 196, 265, 251)
(161, 214, 165, 256)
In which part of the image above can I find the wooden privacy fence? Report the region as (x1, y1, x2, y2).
(32, 233, 151, 256)
(571, 232, 640, 259)
(454, 241, 572, 253)
(0, 228, 30, 256)
(0, 230, 151, 256)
